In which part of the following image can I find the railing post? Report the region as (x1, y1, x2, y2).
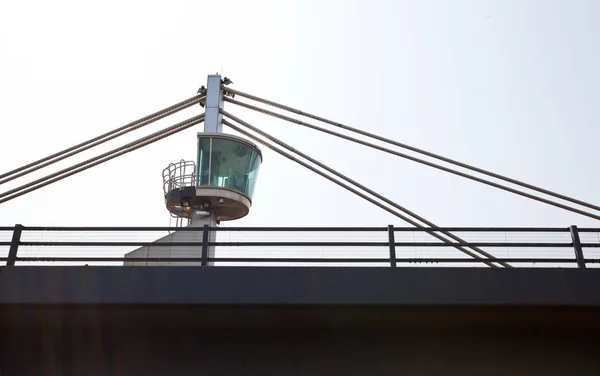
(7, 224, 23, 266)
(201, 224, 210, 266)
(569, 225, 586, 269)
(388, 225, 397, 267)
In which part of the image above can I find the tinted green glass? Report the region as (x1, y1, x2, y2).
(196, 136, 262, 199)
(246, 150, 261, 198)
(197, 138, 211, 186)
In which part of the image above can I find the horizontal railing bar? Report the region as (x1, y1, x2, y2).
(0, 242, 10, 246)
(16, 241, 594, 247)
(21, 226, 201, 232)
(10, 226, 596, 232)
(211, 227, 387, 232)
(5, 257, 587, 263)
(12, 257, 390, 263)
(18, 226, 387, 232)
(211, 257, 579, 263)
(18, 241, 389, 247)
(394, 227, 571, 232)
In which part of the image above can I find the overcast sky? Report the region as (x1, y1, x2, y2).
(0, 0, 599, 232)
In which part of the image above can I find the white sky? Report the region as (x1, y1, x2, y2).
(0, 0, 599, 232)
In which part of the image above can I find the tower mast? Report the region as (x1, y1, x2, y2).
(125, 74, 263, 266)
(189, 74, 223, 229)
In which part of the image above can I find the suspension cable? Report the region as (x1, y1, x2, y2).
(0, 114, 204, 205)
(223, 86, 600, 213)
(0, 94, 205, 185)
(225, 97, 600, 222)
(222, 114, 506, 268)
(222, 117, 502, 268)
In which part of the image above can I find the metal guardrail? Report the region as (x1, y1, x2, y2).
(162, 160, 197, 195)
(1, 224, 599, 267)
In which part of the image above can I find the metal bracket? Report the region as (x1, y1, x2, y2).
(221, 77, 235, 98)
(197, 85, 207, 107)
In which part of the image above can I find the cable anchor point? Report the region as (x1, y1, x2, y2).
(197, 85, 207, 107)
(221, 77, 235, 98)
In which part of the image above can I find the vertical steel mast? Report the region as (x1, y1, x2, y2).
(190, 75, 223, 229)
(204, 74, 224, 133)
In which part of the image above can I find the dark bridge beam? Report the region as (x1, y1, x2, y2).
(1, 266, 599, 306)
(2, 266, 600, 333)
(2, 267, 600, 375)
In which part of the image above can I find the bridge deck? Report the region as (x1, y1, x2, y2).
(1, 266, 600, 328)
(1, 267, 600, 375)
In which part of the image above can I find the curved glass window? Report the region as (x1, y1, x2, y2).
(197, 135, 262, 199)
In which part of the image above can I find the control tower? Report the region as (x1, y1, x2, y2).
(124, 75, 262, 265)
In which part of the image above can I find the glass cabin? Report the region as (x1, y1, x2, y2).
(197, 133, 262, 200)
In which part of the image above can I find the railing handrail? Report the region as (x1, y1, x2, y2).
(3, 257, 600, 264)
(162, 159, 197, 195)
(4, 241, 600, 248)
(2, 224, 598, 268)
(0, 226, 592, 232)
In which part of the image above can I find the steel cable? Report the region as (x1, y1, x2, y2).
(222, 114, 505, 268)
(224, 97, 600, 222)
(223, 87, 600, 213)
(0, 94, 205, 185)
(0, 114, 204, 204)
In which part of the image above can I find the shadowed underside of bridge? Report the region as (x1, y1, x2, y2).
(1, 267, 600, 375)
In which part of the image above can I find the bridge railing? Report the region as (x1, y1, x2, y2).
(0, 225, 599, 267)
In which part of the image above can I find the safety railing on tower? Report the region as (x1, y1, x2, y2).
(1, 225, 599, 268)
(162, 160, 197, 194)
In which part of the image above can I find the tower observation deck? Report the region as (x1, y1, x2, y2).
(124, 74, 263, 265)
(164, 133, 262, 222)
